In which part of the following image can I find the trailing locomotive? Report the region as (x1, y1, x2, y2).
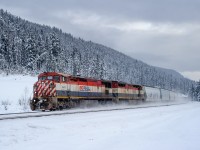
(30, 72, 146, 111)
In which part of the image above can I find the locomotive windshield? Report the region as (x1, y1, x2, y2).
(38, 75, 60, 82)
(39, 76, 46, 81)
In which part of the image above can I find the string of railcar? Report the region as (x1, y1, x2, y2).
(30, 72, 182, 111)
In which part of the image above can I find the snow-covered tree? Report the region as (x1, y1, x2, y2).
(196, 81, 200, 101)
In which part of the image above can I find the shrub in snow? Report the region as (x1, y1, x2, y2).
(1, 99, 11, 110)
(18, 87, 31, 110)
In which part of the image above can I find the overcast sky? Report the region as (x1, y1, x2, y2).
(0, 0, 199, 81)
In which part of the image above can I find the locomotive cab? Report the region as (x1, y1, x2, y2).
(38, 75, 60, 82)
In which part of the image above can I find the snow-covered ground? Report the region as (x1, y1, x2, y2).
(0, 74, 37, 113)
(0, 102, 200, 150)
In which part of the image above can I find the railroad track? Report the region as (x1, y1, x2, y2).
(0, 111, 39, 116)
(0, 101, 189, 120)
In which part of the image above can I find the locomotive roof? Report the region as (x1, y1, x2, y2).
(38, 72, 143, 87)
(38, 72, 71, 77)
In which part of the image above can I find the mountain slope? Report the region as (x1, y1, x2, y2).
(0, 9, 194, 93)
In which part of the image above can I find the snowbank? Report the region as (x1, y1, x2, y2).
(0, 74, 37, 113)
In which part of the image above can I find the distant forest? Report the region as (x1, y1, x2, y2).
(0, 9, 195, 94)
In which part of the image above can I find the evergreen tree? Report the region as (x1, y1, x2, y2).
(26, 36, 36, 71)
(71, 47, 81, 76)
(0, 33, 10, 74)
(196, 81, 200, 101)
(49, 33, 61, 72)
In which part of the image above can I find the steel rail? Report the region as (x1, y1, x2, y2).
(0, 102, 188, 121)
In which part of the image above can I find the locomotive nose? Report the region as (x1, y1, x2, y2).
(33, 81, 56, 98)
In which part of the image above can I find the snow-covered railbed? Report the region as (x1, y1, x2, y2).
(0, 101, 200, 150)
(0, 100, 188, 120)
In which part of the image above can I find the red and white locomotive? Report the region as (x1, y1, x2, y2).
(30, 72, 146, 111)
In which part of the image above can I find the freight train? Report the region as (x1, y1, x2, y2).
(30, 72, 178, 111)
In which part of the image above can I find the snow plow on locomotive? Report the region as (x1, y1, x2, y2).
(30, 72, 147, 111)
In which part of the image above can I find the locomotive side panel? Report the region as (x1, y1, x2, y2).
(56, 80, 104, 99)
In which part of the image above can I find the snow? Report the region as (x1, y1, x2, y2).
(0, 74, 37, 113)
(0, 102, 200, 150)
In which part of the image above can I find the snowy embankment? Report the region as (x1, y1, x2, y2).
(0, 74, 37, 113)
(0, 102, 200, 150)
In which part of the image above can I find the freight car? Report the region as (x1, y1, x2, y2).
(30, 72, 146, 111)
(145, 86, 179, 102)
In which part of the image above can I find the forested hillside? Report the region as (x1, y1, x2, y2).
(0, 9, 194, 94)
